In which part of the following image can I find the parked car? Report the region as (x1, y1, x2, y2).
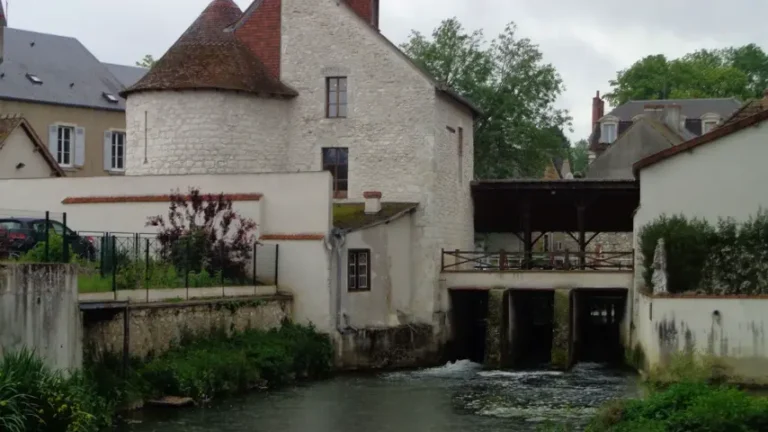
(0, 218, 96, 260)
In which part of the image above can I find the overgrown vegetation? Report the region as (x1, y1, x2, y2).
(582, 354, 768, 432)
(639, 211, 768, 294)
(2, 323, 333, 430)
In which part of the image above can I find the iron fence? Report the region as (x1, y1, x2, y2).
(0, 209, 71, 261)
(75, 233, 279, 293)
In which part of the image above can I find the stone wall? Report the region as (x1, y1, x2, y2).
(0, 264, 82, 371)
(336, 323, 443, 370)
(83, 296, 292, 359)
(551, 288, 572, 370)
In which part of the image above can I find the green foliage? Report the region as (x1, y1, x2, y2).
(401, 18, 571, 179)
(18, 234, 75, 264)
(569, 139, 589, 176)
(606, 44, 768, 106)
(587, 382, 768, 432)
(646, 352, 731, 389)
(0, 349, 112, 432)
(638, 215, 715, 294)
(140, 323, 333, 401)
(640, 211, 768, 294)
(135, 54, 156, 68)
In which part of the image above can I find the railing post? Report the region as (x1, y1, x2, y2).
(111, 235, 117, 299)
(454, 249, 460, 270)
(440, 248, 445, 271)
(252, 242, 258, 286)
(144, 238, 150, 302)
(499, 249, 507, 271)
(564, 250, 570, 270)
(274, 244, 280, 287)
(184, 236, 190, 297)
(44, 211, 50, 262)
(62, 212, 69, 263)
(221, 246, 225, 298)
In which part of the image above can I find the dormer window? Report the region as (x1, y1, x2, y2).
(102, 92, 119, 104)
(700, 113, 720, 134)
(26, 73, 42, 85)
(601, 122, 617, 144)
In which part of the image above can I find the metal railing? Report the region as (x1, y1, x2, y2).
(441, 249, 634, 272)
(74, 233, 279, 294)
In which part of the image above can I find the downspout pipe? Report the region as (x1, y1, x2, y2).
(326, 227, 348, 334)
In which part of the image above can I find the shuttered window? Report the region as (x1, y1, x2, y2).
(348, 249, 370, 292)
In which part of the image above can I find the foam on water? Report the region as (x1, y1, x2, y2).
(477, 370, 563, 379)
(383, 359, 482, 380)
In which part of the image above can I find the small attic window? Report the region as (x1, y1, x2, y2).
(26, 73, 42, 85)
(102, 92, 119, 103)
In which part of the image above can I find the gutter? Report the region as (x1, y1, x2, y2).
(325, 227, 351, 334)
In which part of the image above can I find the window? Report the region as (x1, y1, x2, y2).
(103, 92, 119, 104)
(702, 120, 718, 134)
(348, 249, 370, 291)
(25, 73, 42, 84)
(56, 125, 74, 166)
(111, 131, 126, 171)
(322, 147, 348, 198)
(326, 77, 347, 118)
(601, 122, 617, 144)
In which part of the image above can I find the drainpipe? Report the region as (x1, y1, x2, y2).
(326, 227, 348, 334)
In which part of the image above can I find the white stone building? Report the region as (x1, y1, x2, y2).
(120, 0, 478, 367)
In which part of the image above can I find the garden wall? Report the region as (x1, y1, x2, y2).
(0, 263, 82, 371)
(83, 295, 292, 359)
(633, 292, 768, 382)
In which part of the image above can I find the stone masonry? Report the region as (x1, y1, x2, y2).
(83, 296, 291, 359)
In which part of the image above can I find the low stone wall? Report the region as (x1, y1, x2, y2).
(336, 323, 443, 370)
(79, 285, 277, 303)
(632, 293, 768, 382)
(83, 296, 292, 359)
(0, 264, 82, 371)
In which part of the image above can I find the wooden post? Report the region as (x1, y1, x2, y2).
(577, 205, 586, 270)
(454, 248, 461, 270)
(522, 201, 532, 269)
(499, 249, 507, 271)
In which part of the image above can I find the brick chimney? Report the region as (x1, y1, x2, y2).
(363, 191, 382, 214)
(592, 91, 604, 130)
(346, 0, 380, 29)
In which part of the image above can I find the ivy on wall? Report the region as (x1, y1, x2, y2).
(639, 211, 768, 295)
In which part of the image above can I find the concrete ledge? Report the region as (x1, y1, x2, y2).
(78, 285, 277, 303)
(443, 270, 633, 290)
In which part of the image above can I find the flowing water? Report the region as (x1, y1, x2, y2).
(122, 362, 641, 432)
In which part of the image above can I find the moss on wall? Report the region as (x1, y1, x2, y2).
(551, 288, 571, 370)
(484, 288, 505, 368)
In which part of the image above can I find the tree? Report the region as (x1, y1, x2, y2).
(569, 139, 589, 175)
(606, 44, 768, 106)
(401, 19, 571, 179)
(136, 54, 156, 69)
(147, 188, 257, 281)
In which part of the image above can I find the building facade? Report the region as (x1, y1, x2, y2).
(122, 0, 477, 360)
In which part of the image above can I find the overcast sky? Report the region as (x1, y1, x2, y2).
(8, 0, 766, 141)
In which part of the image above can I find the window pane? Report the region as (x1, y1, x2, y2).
(337, 164, 348, 182)
(50, 222, 65, 235)
(329, 79, 338, 91)
(339, 90, 347, 104)
(328, 90, 337, 105)
(337, 148, 348, 165)
(0, 221, 22, 230)
(338, 104, 347, 118)
(336, 179, 348, 192)
(329, 104, 338, 118)
(339, 78, 347, 91)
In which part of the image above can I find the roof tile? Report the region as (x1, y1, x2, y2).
(122, 0, 296, 98)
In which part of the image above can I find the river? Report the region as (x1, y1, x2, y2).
(123, 361, 641, 432)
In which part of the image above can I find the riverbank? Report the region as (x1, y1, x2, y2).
(0, 322, 333, 431)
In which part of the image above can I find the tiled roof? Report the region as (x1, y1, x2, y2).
(634, 96, 768, 174)
(333, 202, 418, 232)
(0, 114, 64, 177)
(122, 0, 296, 98)
(0, 28, 130, 111)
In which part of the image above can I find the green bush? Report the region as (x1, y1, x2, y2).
(0, 349, 112, 432)
(587, 382, 768, 432)
(140, 323, 333, 401)
(638, 215, 715, 294)
(18, 234, 76, 264)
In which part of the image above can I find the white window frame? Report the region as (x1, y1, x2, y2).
(700, 113, 720, 135)
(108, 129, 127, 172)
(55, 124, 76, 168)
(600, 115, 619, 144)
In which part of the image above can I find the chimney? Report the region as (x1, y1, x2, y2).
(591, 91, 604, 129)
(0, 1, 6, 64)
(363, 191, 382, 214)
(662, 104, 682, 132)
(346, 0, 380, 29)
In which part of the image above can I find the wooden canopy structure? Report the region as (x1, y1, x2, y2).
(472, 179, 639, 268)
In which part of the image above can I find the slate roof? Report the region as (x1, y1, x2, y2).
(589, 98, 742, 150)
(587, 116, 691, 180)
(0, 28, 132, 111)
(333, 202, 418, 232)
(104, 63, 148, 88)
(122, 0, 297, 98)
(0, 114, 64, 177)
